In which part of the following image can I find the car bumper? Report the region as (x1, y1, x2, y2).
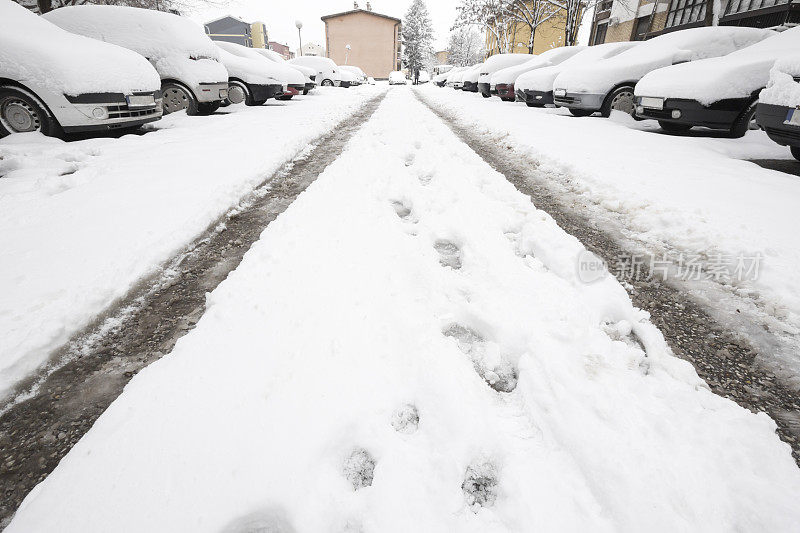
(195, 82, 229, 103)
(284, 84, 305, 97)
(57, 91, 163, 132)
(477, 82, 492, 96)
(521, 89, 553, 106)
(635, 96, 749, 130)
(304, 82, 315, 93)
(340, 81, 352, 88)
(249, 83, 285, 101)
(553, 91, 605, 110)
(495, 84, 515, 100)
(757, 102, 800, 147)
(462, 81, 478, 92)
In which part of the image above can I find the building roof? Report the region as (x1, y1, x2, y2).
(321, 8, 401, 24)
(204, 15, 249, 26)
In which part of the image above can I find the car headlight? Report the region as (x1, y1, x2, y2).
(671, 109, 682, 119)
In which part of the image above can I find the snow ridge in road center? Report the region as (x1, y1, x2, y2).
(7, 88, 800, 532)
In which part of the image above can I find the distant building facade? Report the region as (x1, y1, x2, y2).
(485, 1, 579, 55)
(204, 16, 253, 47)
(435, 50, 450, 65)
(298, 42, 326, 57)
(321, 7, 401, 79)
(251, 21, 268, 48)
(269, 41, 295, 60)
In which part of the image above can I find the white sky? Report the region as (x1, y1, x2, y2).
(188, 0, 459, 52)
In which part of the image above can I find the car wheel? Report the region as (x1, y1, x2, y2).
(0, 88, 59, 138)
(321, 79, 334, 87)
(569, 108, 593, 117)
(729, 100, 758, 139)
(601, 85, 635, 118)
(526, 101, 543, 108)
(251, 99, 269, 106)
(303, 88, 310, 95)
(227, 80, 250, 105)
(481, 92, 491, 98)
(196, 101, 221, 115)
(658, 120, 692, 133)
(161, 82, 198, 115)
(790, 146, 800, 162)
(276, 95, 293, 101)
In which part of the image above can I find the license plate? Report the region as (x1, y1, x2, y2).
(787, 108, 800, 127)
(640, 96, 664, 110)
(126, 95, 154, 108)
(554, 88, 566, 97)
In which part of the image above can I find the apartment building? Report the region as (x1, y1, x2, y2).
(269, 41, 295, 60)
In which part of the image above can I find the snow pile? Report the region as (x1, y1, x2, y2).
(216, 41, 304, 86)
(761, 54, 800, 107)
(0, 0, 159, 96)
(215, 46, 281, 86)
(43, 5, 228, 86)
(636, 27, 800, 104)
(478, 53, 532, 83)
(6, 88, 800, 532)
(516, 42, 639, 93)
(490, 46, 585, 86)
(0, 85, 384, 400)
(555, 27, 774, 94)
(417, 85, 800, 382)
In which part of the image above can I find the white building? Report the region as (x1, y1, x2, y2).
(297, 42, 325, 57)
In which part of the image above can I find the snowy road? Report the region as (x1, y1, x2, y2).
(5, 87, 800, 531)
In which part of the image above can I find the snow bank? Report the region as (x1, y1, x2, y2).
(490, 46, 586, 86)
(417, 85, 800, 383)
(44, 5, 228, 86)
(6, 88, 800, 533)
(555, 27, 773, 94)
(0, 0, 159, 96)
(0, 85, 384, 400)
(216, 41, 304, 86)
(516, 42, 639, 93)
(636, 27, 800, 104)
(761, 54, 800, 107)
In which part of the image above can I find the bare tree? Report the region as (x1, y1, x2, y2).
(454, 0, 515, 54)
(447, 27, 485, 66)
(546, 0, 593, 46)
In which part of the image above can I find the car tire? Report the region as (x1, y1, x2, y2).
(569, 108, 593, 117)
(276, 95, 293, 101)
(658, 120, 691, 133)
(791, 146, 800, 162)
(0, 88, 60, 138)
(729, 100, 758, 139)
(526, 101, 543, 108)
(321, 79, 334, 87)
(196, 101, 221, 115)
(251, 99, 269, 106)
(481, 92, 491, 98)
(303, 88, 310, 95)
(227, 80, 251, 106)
(600, 85, 635, 118)
(161, 82, 198, 115)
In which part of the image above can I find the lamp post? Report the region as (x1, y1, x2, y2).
(345, 44, 351, 65)
(295, 20, 303, 56)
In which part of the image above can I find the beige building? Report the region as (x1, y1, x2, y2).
(588, 0, 669, 44)
(321, 7, 402, 79)
(435, 50, 450, 65)
(251, 21, 268, 49)
(485, 2, 582, 56)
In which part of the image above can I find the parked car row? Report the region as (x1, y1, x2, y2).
(434, 26, 800, 159)
(0, 1, 364, 139)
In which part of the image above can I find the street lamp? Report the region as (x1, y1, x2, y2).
(345, 44, 351, 65)
(295, 20, 303, 56)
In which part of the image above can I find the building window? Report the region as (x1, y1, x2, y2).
(632, 16, 650, 40)
(666, 0, 707, 27)
(593, 22, 607, 44)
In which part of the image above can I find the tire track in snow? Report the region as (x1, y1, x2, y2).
(0, 90, 388, 525)
(414, 88, 800, 466)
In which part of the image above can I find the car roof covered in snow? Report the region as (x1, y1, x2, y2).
(462, 64, 484, 83)
(516, 42, 640, 93)
(554, 26, 774, 95)
(760, 53, 800, 107)
(1, 1, 160, 97)
(217, 41, 304, 86)
(215, 45, 280, 86)
(289, 56, 338, 69)
(491, 46, 586, 85)
(252, 49, 316, 78)
(341, 66, 366, 76)
(635, 26, 798, 104)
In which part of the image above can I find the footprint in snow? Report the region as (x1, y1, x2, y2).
(220, 507, 295, 533)
(343, 448, 376, 490)
(402, 152, 415, 167)
(391, 404, 419, 434)
(462, 461, 499, 510)
(443, 324, 518, 393)
(390, 200, 412, 220)
(434, 240, 462, 270)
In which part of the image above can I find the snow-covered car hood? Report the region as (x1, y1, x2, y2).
(215, 46, 281, 86)
(760, 54, 800, 107)
(44, 5, 228, 86)
(490, 46, 586, 86)
(1, 1, 160, 97)
(515, 42, 639, 93)
(217, 41, 304, 86)
(445, 67, 466, 83)
(462, 66, 483, 84)
(554, 27, 773, 95)
(340, 70, 357, 83)
(635, 27, 798, 105)
(478, 54, 533, 84)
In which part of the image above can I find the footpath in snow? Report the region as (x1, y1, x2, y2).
(0, 85, 383, 401)
(417, 85, 800, 384)
(7, 88, 800, 532)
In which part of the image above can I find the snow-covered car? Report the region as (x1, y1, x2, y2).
(552, 27, 773, 118)
(0, 1, 162, 137)
(341, 66, 368, 85)
(444, 66, 467, 88)
(253, 48, 316, 95)
(635, 27, 796, 137)
(44, 5, 229, 116)
(213, 42, 286, 106)
(491, 46, 586, 102)
(461, 65, 483, 92)
(515, 42, 639, 107)
(217, 42, 303, 101)
(367, 76, 376, 85)
(339, 69, 358, 88)
(433, 71, 449, 87)
(756, 54, 800, 160)
(418, 71, 431, 84)
(389, 71, 408, 85)
(477, 54, 533, 97)
(288, 56, 341, 87)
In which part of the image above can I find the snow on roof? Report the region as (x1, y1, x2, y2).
(491, 46, 586, 85)
(635, 27, 799, 105)
(321, 8, 401, 23)
(516, 42, 640, 93)
(0, 1, 160, 97)
(554, 27, 774, 94)
(44, 5, 221, 62)
(760, 53, 800, 107)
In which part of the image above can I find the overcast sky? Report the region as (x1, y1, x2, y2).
(189, 0, 459, 52)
